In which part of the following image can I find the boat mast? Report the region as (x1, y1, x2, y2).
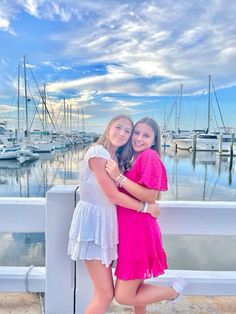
(177, 84, 183, 133)
(17, 64, 20, 137)
(23, 55, 29, 138)
(81, 107, 85, 134)
(63, 98, 66, 135)
(43, 84, 48, 133)
(70, 104, 72, 135)
(207, 75, 211, 133)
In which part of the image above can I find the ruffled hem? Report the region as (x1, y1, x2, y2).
(69, 201, 118, 249)
(68, 239, 117, 267)
(115, 258, 168, 280)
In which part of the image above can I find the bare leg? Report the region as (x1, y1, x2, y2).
(115, 279, 178, 307)
(84, 260, 114, 314)
(134, 305, 146, 314)
(134, 281, 146, 314)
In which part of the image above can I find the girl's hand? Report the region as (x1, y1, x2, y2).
(105, 159, 121, 180)
(146, 203, 160, 218)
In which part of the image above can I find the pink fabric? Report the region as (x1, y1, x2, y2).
(115, 148, 168, 280)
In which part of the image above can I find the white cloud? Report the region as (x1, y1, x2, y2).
(42, 61, 72, 71)
(49, 0, 236, 95)
(16, 0, 40, 18)
(47, 64, 139, 95)
(0, 2, 17, 35)
(0, 0, 236, 99)
(0, 104, 17, 113)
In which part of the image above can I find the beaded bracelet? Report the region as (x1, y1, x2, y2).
(118, 176, 127, 187)
(143, 202, 148, 213)
(115, 174, 124, 187)
(115, 173, 123, 183)
(138, 201, 144, 212)
(138, 201, 148, 212)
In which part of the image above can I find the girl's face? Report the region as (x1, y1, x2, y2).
(107, 118, 132, 148)
(132, 122, 155, 153)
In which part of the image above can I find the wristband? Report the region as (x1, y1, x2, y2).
(138, 201, 144, 212)
(119, 176, 127, 187)
(143, 202, 149, 213)
(115, 173, 123, 183)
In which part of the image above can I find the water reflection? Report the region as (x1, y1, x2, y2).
(0, 233, 45, 266)
(0, 146, 86, 266)
(164, 235, 236, 271)
(0, 146, 86, 197)
(162, 149, 235, 201)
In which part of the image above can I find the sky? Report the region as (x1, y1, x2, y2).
(0, 0, 236, 134)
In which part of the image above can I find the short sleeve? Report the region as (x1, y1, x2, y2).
(85, 145, 110, 163)
(136, 149, 168, 191)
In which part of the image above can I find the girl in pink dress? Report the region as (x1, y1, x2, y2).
(68, 115, 161, 314)
(106, 117, 185, 313)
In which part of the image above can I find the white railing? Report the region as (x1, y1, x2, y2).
(0, 185, 236, 314)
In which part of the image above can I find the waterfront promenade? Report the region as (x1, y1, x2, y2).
(1, 293, 236, 313)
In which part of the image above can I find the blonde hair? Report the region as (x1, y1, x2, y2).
(96, 114, 134, 162)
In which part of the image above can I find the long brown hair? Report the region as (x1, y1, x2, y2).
(120, 117, 161, 171)
(96, 114, 134, 162)
(135, 117, 161, 156)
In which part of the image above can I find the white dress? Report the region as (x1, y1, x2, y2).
(68, 144, 118, 267)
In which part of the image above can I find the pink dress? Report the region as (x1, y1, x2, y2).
(115, 148, 168, 280)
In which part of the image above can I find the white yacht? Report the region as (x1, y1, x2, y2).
(173, 132, 236, 151)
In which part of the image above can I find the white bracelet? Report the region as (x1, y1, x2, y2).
(143, 202, 149, 213)
(115, 173, 123, 183)
(119, 176, 127, 187)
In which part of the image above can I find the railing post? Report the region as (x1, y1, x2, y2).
(45, 185, 78, 314)
(74, 189, 93, 314)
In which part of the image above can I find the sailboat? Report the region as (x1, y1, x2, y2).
(173, 76, 235, 151)
(19, 56, 56, 153)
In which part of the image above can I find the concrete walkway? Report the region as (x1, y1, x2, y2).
(0, 293, 236, 313)
(108, 296, 236, 313)
(0, 293, 42, 314)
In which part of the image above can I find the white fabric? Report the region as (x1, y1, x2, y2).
(68, 145, 118, 267)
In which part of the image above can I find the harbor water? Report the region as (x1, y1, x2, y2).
(0, 146, 235, 271)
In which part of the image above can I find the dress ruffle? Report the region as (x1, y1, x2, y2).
(68, 200, 118, 267)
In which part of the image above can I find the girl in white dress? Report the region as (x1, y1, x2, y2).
(68, 115, 160, 314)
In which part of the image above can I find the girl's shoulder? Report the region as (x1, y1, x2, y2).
(136, 148, 165, 172)
(137, 148, 160, 162)
(135, 149, 168, 190)
(85, 144, 110, 159)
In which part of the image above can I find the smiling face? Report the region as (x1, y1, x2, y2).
(131, 122, 155, 153)
(107, 118, 132, 149)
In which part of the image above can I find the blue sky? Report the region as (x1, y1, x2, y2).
(0, 0, 236, 134)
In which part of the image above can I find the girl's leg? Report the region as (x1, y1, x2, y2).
(84, 260, 114, 314)
(133, 305, 146, 314)
(115, 279, 178, 307)
(133, 281, 146, 314)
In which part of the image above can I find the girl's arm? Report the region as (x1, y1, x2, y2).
(105, 159, 158, 203)
(89, 157, 160, 218)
